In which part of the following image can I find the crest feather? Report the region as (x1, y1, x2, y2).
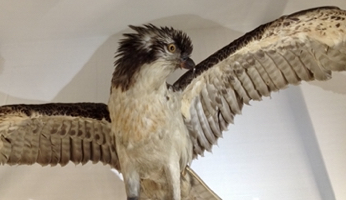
(112, 24, 193, 91)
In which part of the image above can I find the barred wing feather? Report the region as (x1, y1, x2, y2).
(0, 103, 120, 169)
(174, 6, 346, 157)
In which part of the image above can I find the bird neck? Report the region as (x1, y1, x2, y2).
(111, 59, 175, 94)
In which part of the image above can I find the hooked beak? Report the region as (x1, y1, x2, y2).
(180, 57, 195, 70)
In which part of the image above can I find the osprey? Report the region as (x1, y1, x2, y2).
(1, 6, 346, 200)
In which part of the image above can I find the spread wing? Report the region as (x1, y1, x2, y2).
(173, 6, 346, 157)
(0, 103, 120, 169)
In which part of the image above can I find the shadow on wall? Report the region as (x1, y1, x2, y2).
(0, 91, 47, 105)
(308, 73, 346, 95)
(51, 34, 119, 104)
(0, 55, 4, 75)
(285, 87, 336, 200)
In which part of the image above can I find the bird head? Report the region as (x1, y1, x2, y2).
(112, 24, 194, 91)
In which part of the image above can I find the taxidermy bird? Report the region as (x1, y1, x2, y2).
(1, 6, 346, 200)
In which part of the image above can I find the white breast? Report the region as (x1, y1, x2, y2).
(108, 83, 193, 178)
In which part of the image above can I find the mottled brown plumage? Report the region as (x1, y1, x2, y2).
(176, 6, 346, 157)
(175, 6, 345, 89)
(0, 103, 118, 168)
(1, 6, 346, 200)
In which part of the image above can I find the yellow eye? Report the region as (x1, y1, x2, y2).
(167, 44, 176, 53)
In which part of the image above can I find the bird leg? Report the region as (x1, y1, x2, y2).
(165, 161, 181, 200)
(123, 169, 140, 200)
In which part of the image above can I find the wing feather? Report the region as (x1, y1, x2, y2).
(0, 103, 120, 170)
(174, 6, 346, 157)
(182, 166, 222, 200)
(50, 131, 61, 166)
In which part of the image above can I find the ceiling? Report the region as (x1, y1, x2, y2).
(0, 1, 345, 200)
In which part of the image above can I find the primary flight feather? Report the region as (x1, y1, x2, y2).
(1, 6, 346, 200)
